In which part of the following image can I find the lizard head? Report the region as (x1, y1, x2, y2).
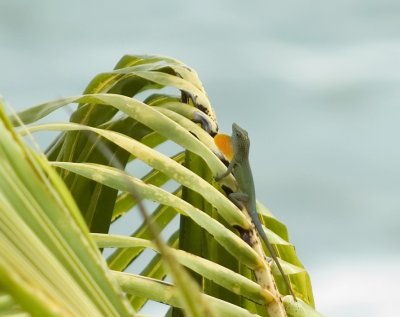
(232, 123, 250, 161)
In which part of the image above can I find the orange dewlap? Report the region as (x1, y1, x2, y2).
(214, 133, 234, 161)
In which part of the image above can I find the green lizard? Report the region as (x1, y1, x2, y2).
(215, 123, 296, 300)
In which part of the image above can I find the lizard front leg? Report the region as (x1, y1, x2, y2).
(215, 160, 236, 182)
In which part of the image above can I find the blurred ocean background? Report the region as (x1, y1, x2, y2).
(1, 1, 399, 316)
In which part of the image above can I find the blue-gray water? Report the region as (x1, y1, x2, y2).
(1, 1, 400, 316)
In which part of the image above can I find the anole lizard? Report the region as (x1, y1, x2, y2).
(215, 123, 296, 300)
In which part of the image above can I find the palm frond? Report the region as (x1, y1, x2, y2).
(3, 54, 321, 317)
(0, 101, 134, 317)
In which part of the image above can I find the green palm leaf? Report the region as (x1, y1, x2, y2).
(2, 54, 321, 317)
(0, 103, 133, 317)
